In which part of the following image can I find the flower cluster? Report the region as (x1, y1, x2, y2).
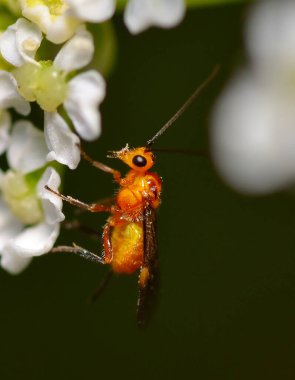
(211, 0, 295, 194)
(0, 0, 185, 273)
(0, 121, 64, 273)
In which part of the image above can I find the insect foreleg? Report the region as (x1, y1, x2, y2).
(62, 219, 98, 239)
(45, 186, 112, 213)
(51, 244, 104, 264)
(79, 147, 121, 183)
(74, 197, 115, 216)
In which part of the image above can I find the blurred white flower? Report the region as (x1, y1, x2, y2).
(0, 19, 106, 169)
(19, 0, 115, 44)
(65, 0, 115, 23)
(0, 110, 11, 155)
(211, 0, 295, 194)
(124, 0, 185, 34)
(246, 0, 295, 80)
(0, 121, 64, 274)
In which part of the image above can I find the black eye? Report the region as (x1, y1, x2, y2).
(132, 155, 147, 167)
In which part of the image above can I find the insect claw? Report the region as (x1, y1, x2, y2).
(71, 243, 104, 264)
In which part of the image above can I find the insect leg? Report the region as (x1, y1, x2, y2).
(102, 222, 113, 264)
(80, 147, 121, 183)
(51, 243, 104, 264)
(87, 269, 113, 304)
(62, 219, 98, 239)
(45, 186, 112, 213)
(74, 196, 115, 216)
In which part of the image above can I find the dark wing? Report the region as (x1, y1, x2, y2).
(137, 205, 159, 327)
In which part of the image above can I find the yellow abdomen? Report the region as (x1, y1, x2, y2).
(111, 222, 143, 274)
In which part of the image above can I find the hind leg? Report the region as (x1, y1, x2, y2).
(51, 243, 104, 264)
(102, 221, 114, 264)
(87, 269, 113, 304)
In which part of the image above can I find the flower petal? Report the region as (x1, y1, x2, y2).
(4, 222, 60, 258)
(7, 120, 48, 173)
(44, 112, 80, 169)
(54, 26, 94, 72)
(66, 0, 115, 23)
(124, 0, 185, 34)
(16, 18, 42, 64)
(37, 167, 65, 224)
(0, 111, 11, 155)
(0, 21, 22, 67)
(64, 70, 105, 140)
(211, 71, 295, 194)
(21, 3, 80, 44)
(0, 199, 23, 252)
(0, 71, 30, 115)
(1, 251, 32, 275)
(0, 18, 42, 67)
(0, 200, 32, 275)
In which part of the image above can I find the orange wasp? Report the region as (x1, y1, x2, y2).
(46, 67, 218, 326)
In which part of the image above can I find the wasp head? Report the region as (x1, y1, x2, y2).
(108, 145, 155, 172)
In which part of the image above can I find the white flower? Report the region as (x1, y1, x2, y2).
(0, 200, 28, 274)
(0, 110, 11, 155)
(211, 0, 295, 194)
(0, 17, 42, 67)
(44, 111, 81, 170)
(7, 120, 48, 174)
(212, 71, 295, 194)
(0, 68, 30, 155)
(63, 70, 106, 140)
(124, 0, 185, 34)
(0, 70, 30, 115)
(1, 220, 60, 274)
(45, 31, 106, 169)
(20, 0, 115, 44)
(246, 0, 295, 80)
(0, 121, 64, 274)
(53, 26, 95, 71)
(0, 19, 106, 169)
(65, 0, 115, 23)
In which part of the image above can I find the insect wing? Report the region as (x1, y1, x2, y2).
(137, 205, 159, 327)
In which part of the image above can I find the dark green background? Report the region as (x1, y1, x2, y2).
(2, 4, 295, 379)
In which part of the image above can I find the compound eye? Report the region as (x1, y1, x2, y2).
(132, 155, 147, 167)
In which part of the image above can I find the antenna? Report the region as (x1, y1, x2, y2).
(146, 65, 219, 148)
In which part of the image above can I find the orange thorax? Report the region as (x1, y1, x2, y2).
(116, 170, 162, 212)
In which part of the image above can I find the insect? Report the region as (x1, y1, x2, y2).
(45, 66, 218, 327)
